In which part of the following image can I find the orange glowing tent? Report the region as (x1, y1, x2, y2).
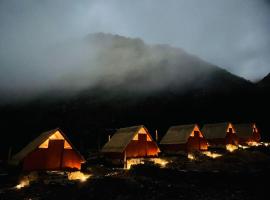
(10, 128, 85, 171)
(101, 125, 160, 159)
(234, 123, 260, 145)
(202, 122, 239, 147)
(160, 124, 208, 153)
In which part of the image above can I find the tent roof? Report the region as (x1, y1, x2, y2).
(11, 128, 85, 165)
(101, 125, 158, 153)
(160, 124, 198, 144)
(234, 123, 254, 138)
(202, 122, 232, 139)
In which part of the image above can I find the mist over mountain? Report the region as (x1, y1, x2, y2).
(0, 33, 254, 105)
(84, 33, 252, 92)
(1, 0, 270, 84)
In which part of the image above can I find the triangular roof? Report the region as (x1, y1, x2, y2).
(202, 122, 235, 139)
(101, 125, 159, 153)
(234, 123, 256, 138)
(160, 124, 201, 144)
(11, 128, 85, 165)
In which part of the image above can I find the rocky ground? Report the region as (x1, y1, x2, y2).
(1, 146, 270, 200)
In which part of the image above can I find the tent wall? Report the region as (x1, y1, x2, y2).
(125, 140, 159, 158)
(61, 150, 83, 170)
(253, 131, 261, 142)
(161, 138, 208, 154)
(23, 149, 47, 171)
(207, 138, 224, 146)
(225, 133, 239, 145)
(103, 140, 159, 159)
(238, 138, 252, 145)
(186, 136, 208, 152)
(238, 133, 260, 145)
(207, 134, 239, 147)
(22, 140, 83, 171)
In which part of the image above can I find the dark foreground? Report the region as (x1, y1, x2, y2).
(1, 171, 269, 200)
(1, 147, 270, 200)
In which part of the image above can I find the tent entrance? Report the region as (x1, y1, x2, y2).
(138, 134, 147, 142)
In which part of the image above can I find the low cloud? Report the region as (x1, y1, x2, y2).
(0, 0, 269, 102)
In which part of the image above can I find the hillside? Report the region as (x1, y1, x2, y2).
(257, 73, 270, 88)
(71, 33, 253, 95)
(0, 33, 269, 160)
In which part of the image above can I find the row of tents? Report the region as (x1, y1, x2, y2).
(9, 122, 261, 171)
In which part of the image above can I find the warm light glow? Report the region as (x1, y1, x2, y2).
(150, 158, 169, 167)
(105, 171, 119, 177)
(252, 124, 258, 132)
(189, 125, 204, 138)
(247, 141, 260, 146)
(132, 127, 151, 141)
(67, 171, 91, 182)
(226, 123, 236, 133)
(238, 144, 249, 149)
(126, 158, 169, 169)
(202, 151, 222, 159)
(262, 142, 270, 147)
(126, 158, 143, 169)
(39, 131, 72, 149)
(226, 144, 238, 152)
(188, 153, 195, 160)
(15, 179, 30, 189)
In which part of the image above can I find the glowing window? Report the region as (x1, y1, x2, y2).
(190, 126, 203, 137)
(39, 131, 72, 149)
(226, 123, 236, 133)
(253, 124, 258, 133)
(132, 128, 151, 141)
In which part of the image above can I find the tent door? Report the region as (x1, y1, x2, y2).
(138, 134, 147, 142)
(45, 140, 65, 170)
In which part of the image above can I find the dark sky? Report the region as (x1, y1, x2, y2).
(0, 0, 270, 97)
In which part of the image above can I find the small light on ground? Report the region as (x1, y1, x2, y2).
(238, 145, 249, 149)
(202, 151, 222, 159)
(188, 153, 195, 160)
(150, 158, 169, 167)
(260, 142, 269, 147)
(67, 171, 91, 182)
(125, 158, 169, 169)
(15, 179, 29, 189)
(226, 144, 238, 152)
(247, 141, 260, 146)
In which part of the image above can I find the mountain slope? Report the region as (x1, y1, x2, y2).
(257, 73, 270, 88)
(39, 32, 253, 102)
(81, 33, 253, 94)
(1, 33, 267, 160)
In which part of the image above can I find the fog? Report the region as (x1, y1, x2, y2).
(0, 0, 270, 102)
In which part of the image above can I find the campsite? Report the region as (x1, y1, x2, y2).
(1, 143, 270, 200)
(1, 1, 270, 199)
(1, 123, 270, 200)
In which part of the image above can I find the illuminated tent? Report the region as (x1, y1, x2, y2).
(202, 122, 238, 146)
(10, 128, 85, 171)
(234, 123, 260, 145)
(101, 125, 160, 159)
(160, 124, 208, 153)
